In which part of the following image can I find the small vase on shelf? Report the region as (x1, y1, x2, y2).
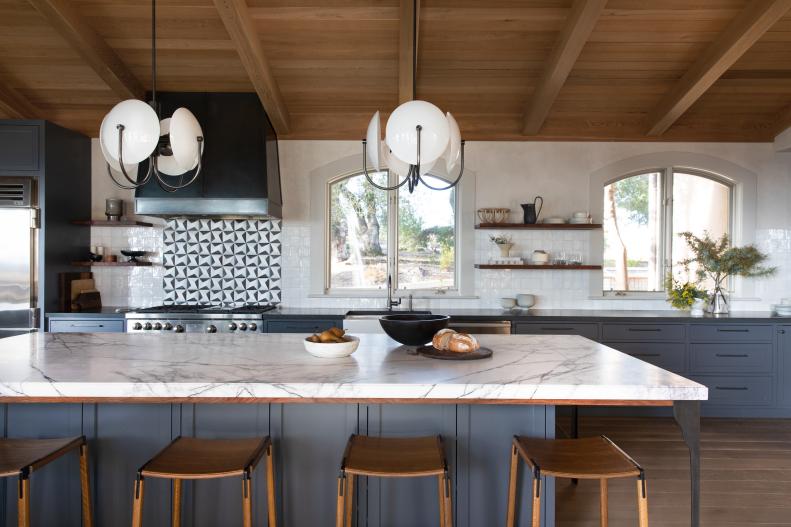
(497, 243, 513, 257)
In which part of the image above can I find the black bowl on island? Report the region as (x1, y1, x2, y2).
(379, 314, 450, 346)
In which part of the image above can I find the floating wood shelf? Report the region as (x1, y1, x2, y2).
(72, 220, 154, 227)
(476, 223, 602, 230)
(475, 264, 602, 270)
(71, 261, 153, 267)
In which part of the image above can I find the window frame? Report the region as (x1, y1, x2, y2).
(323, 169, 462, 296)
(602, 166, 734, 297)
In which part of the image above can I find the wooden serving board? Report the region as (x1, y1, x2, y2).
(416, 346, 493, 360)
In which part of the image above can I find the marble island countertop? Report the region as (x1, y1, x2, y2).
(0, 333, 707, 404)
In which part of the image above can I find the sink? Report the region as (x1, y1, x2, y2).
(345, 309, 432, 317)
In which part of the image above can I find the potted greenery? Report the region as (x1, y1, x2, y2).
(678, 232, 776, 314)
(489, 234, 514, 257)
(665, 273, 708, 315)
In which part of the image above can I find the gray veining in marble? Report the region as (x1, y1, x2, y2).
(0, 333, 707, 402)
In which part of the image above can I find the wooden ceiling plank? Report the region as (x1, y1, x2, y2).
(645, 0, 791, 136)
(772, 102, 791, 137)
(398, 0, 418, 104)
(25, 0, 145, 100)
(212, 0, 290, 134)
(0, 81, 40, 119)
(522, 0, 607, 135)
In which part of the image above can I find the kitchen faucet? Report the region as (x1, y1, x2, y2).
(387, 275, 401, 310)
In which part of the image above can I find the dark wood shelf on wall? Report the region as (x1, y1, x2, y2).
(476, 223, 602, 230)
(475, 264, 602, 270)
(72, 220, 154, 227)
(71, 261, 153, 267)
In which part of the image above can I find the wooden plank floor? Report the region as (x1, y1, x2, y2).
(554, 417, 791, 527)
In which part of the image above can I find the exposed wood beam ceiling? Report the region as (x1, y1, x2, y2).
(522, 0, 606, 135)
(2, 0, 791, 141)
(25, 0, 144, 100)
(398, 0, 418, 103)
(646, 0, 791, 136)
(212, 0, 290, 135)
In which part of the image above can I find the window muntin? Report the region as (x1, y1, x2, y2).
(328, 171, 457, 292)
(603, 168, 732, 293)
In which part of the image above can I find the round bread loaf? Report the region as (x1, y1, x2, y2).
(432, 328, 457, 350)
(448, 333, 480, 353)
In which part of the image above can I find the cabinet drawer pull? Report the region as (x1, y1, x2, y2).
(631, 353, 661, 357)
(714, 386, 749, 391)
(627, 328, 661, 332)
(716, 329, 749, 333)
(714, 353, 749, 358)
(542, 327, 573, 331)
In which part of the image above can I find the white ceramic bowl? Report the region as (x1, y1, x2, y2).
(304, 335, 360, 358)
(500, 298, 517, 309)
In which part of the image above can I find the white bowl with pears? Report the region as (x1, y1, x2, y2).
(304, 327, 360, 358)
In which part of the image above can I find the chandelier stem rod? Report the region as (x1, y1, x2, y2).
(151, 0, 157, 107)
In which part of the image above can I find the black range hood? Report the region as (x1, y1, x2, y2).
(134, 92, 282, 218)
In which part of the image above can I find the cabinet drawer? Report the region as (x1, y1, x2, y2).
(689, 324, 773, 342)
(693, 376, 774, 406)
(601, 323, 684, 342)
(49, 319, 124, 333)
(513, 322, 599, 340)
(604, 342, 686, 373)
(265, 319, 340, 334)
(690, 343, 773, 374)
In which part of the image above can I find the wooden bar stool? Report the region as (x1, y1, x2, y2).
(336, 434, 452, 527)
(0, 435, 93, 527)
(132, 436, 277, 527)
(506, 435, 648, 527)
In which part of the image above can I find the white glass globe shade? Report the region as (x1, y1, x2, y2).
(100, 99, 159, 164)
(445, 112, 461, 173)
(157, 118, 199, 175)
(385, 149, 434, 179)
(170, 108, 203, 170)
(366, 111, 381, 171)
(385, 100, 449, 166)
(99, 114, 139, 175)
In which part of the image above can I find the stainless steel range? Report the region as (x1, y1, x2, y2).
(125, 304, 277, 334)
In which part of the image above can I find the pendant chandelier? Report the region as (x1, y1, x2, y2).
(98, 0, 204, 193)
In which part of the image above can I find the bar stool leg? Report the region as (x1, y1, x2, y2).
(242, 474, 253, 527)
(335, 474, 346, 527)
(132, 476, 145, 527)
(636, 475, 649, 527)
(599, 479, 608, 527)
(265, 443, 278, 527)
(437, 475, 446, 527)
(506, 444, 519, 527)
(443, 473, 453, 527)
(17, 475, 31, 527)
(531, 470, 541, 527)
(172, 479, 182, 527)
(79, 443, 94, 527)
(344, 474, 354, 526)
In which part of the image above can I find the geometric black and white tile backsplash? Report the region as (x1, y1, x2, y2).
(162, 218, 281, 305)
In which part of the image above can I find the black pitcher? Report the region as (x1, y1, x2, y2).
(521, 196, 543, 224)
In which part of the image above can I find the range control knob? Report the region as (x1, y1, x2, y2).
(174, 324, 185, 333)
(163, 323, 173, 331)
(249, 323, 257, 332)
(238, 322, 248, 331)
(143, 322, 153, 331)
(228, 322, 237, 331)
(206, 325, 217, 334)
(133, 322, 143, 330)
(153, 322, 162, 330)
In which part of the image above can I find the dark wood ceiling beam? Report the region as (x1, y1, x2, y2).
(213, 0, 290, 135)
(646, 0, 791, 136)
(398, 0, 419, 104)
(26, 0, 144, 100)
(772, 103, 791, 138)
(0, 81, 40, 119)
(521, 0, 607, 135)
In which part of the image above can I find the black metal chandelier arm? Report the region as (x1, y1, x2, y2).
(361, 140, 411, 191)
(417, 140, 465, 191)
(152, 137, 204, 192)
(105, 163, 138, 190)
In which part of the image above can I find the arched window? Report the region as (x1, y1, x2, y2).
(327, 170, 457, 292)
(603, 168, 732, 292)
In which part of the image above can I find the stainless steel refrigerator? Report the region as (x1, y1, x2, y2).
(0, 177, 39, 338)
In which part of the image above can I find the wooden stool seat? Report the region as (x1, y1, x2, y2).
(513, 436, 642, 479)
(139, 437, 269, 479)
(0, 436, 93, 527)
(342, 435, 447, 477)
(336, 434, 452, 527)
(507, 435, 647, 527)
(132, 436, 277, 527)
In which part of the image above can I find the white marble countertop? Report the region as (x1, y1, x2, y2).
(0, 333, 707, 403)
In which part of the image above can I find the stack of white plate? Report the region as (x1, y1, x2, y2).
(569, 217, 592, 224)
(543, 217, 566, 224)
(774, 303, 791, 317)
